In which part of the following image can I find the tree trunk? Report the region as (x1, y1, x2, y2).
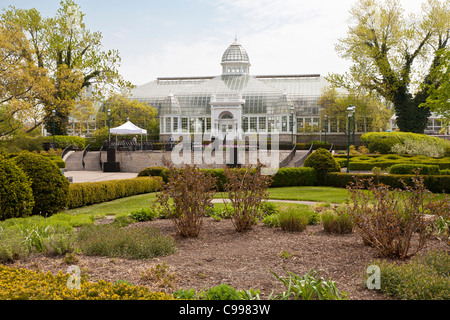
(44, 111, 69, 136)
(393, 86, 430, 134)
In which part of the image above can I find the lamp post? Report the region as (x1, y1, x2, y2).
(324, 114, 328, 144)
(346, 106, 355, 173)
(290, 106, 295, 146)
(352, 106, 356, 146)
(447, 100, 450, 135)
(107, 108, 111, 143)
(52, 109, 56, 149)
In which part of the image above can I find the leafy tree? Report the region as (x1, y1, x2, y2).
(318, 87, 392, 132)
(327, 0, 450, 133)
(96, 94, 159, 139)
(0, 21, 54, 137)
(420, 49, 450, 130)
(1, 1, 132, 135)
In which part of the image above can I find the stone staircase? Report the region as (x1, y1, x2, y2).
(83, 152, 102, 171)
(64, 151, 101, 171)
(284, 150, 309, 168)
(64, 151, 84, 171)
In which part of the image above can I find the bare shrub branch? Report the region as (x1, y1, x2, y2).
(345, 171, 436, 259)
(223, 163, 272, 232)
(157, 161, 217, 238)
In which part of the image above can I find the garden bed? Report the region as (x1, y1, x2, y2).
(8, 216, 448, 300)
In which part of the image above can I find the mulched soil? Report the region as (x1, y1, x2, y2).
(9, 215, 449, 300)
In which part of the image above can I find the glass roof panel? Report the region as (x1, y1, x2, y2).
(130, 74, 329, 116)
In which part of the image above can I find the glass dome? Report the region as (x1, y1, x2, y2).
(221, 39, 250, 63)
(221, 38, 251, 75)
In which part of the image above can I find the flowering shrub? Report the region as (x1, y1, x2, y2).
(0, 265, 174, 300)
(391, 138, 445, 158)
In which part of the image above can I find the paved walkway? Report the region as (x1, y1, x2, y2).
(64, 171, 138, 183)
(63, 171, 334, 206)
(212, 198, 333, 207)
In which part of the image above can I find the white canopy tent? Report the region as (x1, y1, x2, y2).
(110, 121, 147, 147)
(110, 120, 147, 135)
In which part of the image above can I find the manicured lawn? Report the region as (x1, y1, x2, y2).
(60, 186, 445, 221)
(267, 187, 350, 204)
(65, 192, 158, 217)
(63, 187, 349, 218)
(215, 186, 350, 204)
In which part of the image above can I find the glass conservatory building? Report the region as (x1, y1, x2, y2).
(130, 39, 330, 142)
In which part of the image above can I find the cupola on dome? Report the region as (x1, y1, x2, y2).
(221, 38, 251, 75)
(222, 39, 250, 63)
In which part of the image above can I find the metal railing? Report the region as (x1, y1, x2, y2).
(104, 141, 175, 152)
(61, 145, 73, 161)
(82, 144, 91, 170)
(294, 143, 314, 167)
(99, 144, 105, 171)
(279, 145, 297, 168)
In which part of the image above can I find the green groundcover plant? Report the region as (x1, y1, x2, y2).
(367, 250, 450, 300)
(269, 268, 349, 300)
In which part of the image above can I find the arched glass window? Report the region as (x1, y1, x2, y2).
(219, 111, 234, 120)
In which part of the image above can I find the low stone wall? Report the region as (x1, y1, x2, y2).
(101, 150, 292, 173)
(296, 133, 364, 146)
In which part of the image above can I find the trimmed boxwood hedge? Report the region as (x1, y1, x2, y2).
(269, 167, 317, 188)
(67, 177, 163, 209)
(349, 160, 450, 171)
(304, 149, 341, 184)
(389, 164, 440, 175)
(334, 155, 450, 171)
(13, 152, 69, 217)
(0, 157, 35, 220)
(325, 172, 450, 193)
(202, 167, 317, 190)
(43, 135, 86, 149)
(361, 132, 450, 146)
(5, 153, 66, 169)
(137, 166, 318, 191)
(137, 166, 167, 179)
(367, 138, 398, 154)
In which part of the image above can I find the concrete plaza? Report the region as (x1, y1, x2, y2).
(64, 171, 138, 184)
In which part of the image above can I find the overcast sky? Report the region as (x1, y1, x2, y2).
(5, 0, 426, 86)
